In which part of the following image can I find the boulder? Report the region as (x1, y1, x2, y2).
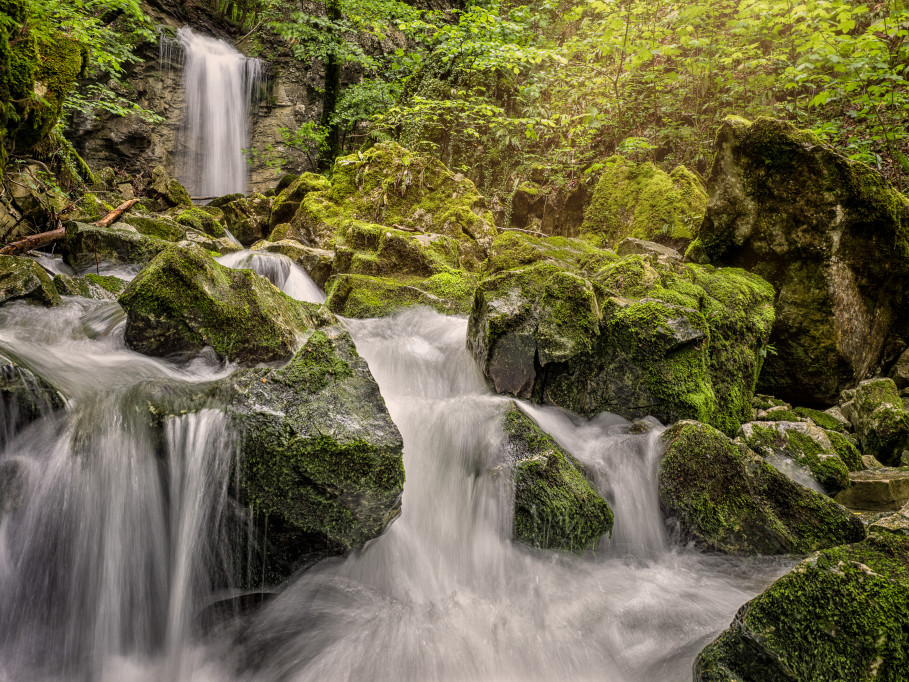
(688, 116, 909, 405)
(325, 271, 475, 319)
(500, 404, 613, 552)
(508, 179, 591, 237)
(221, 193, 272, 245)
(615, 237, 681, 260)
(844, 378, 909, 466)
(658, 420, 865, 555)
(0, 255, 60, 306)
(694, 534, 909, 681)
(120, 213, 186, 242)
(869, 504, 909, 536)
(792, 405, 850, 432)
(0, 351, 64, 447)
(738, 420, 851, 496)
(174, 206, 225, 238)
(226, 326, 405, 584)
(580, 156, 706, 250)
(835, 468, 909, 511)
(469, 236, 776, 435)
(53, 273, 126, 300)
(268, 172, 329, 229)
(891, 348, 909, 389)
(251, 239, 334, 287)
(62, 221, 170, 272)
(118, 245, 330, 363)
(144, 165, 192, 211)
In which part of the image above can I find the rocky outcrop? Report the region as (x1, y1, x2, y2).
(835, 467, 909, 511)
(0, 255, 60, 307)
(468, 232, 775, 435)
(507, 179, 592, 237)
(226, 326, 405, 584)
(581, 156, 706, 250)
(695, 534, 909, 680)
(659, 420, 864, 555)
(221, 193, 272, 245)
(118, 245, 329, 362)
(269, 172, 330, 229)
(688, 116, 909, 405)
(500, 404, 613, 552)
(842, 378, 909, 466)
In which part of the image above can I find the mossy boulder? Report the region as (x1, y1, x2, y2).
(144, 165, 192, 211)
(269, 172, 330, 229)
(688, 116, 909, 405)
(501, 404, 613, 552)
(694, 534, 909, 681)
(120, 213, 186, 242)
(580, 156, 706, 250)
(52, 272, 126, 300)
(844, 378, 909, 466)
(0, 254, 60, 306)
(325, 271, 476, 318)
(0, 350, 64, 447)
(219, 193, 272, 245)
(69, 193, 113, 223)
(469, 235, 775, 435)
(659, 420, 865, 555)
(118, 245, 330, 363)
(226, 326, 404, 584)
(175, 206, 225, 238)
(738, 420, 851, 496)
(62, 221, 170, 272)
(251, 239, 334, 287)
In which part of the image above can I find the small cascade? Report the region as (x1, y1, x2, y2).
(172, 27, 263, 198)
(217, 251, 326, 304)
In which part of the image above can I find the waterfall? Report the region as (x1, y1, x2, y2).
(174, 27, 263, 198)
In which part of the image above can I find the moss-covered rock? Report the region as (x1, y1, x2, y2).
(221, 193, 272, 245)
(226, 326, 404, 584)
(659, 420, 864, 555)
(144, 165, 192, 211)
(738, 420, 851, 496)
(501, 404, 613, 552)
(251, 239, 334, 287)
(694, 534, 909, 681)
(469, 237, 775, 435)
(0, 350, 64, 447)
(792, 405, 850, 432)
(823, 429, 864, 471)
(689, 116, 909, 405)
(0, 254, 60, 306)
(120, 213, 186, 242)
(580, 156, 706, 250)
(325, 271, 476, 318)
(119, 245, 330, 363)
(52, 272, 126, 300)
(845, 378, 909, 466)
(175, 206, 225, 238)
(62, 221, 170, 272)
(69, 193, 113, 223)
(269, 172, 330, 229)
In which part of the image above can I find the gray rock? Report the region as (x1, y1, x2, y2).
(0, 255, 60, 307)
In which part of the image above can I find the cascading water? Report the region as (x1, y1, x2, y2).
(173, 28, 263, 198)
(0, 256, 792, 681)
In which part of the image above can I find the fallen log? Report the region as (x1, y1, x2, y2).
(0, 224, 65, 256)
(94, 198, 140, 228)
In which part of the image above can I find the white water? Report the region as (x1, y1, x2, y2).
(0, 268, 792, 681)
(174, 28, 263, 198)
(217, 251, 326, 304)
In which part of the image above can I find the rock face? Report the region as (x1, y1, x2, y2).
(269, 172, 330, 229)
(695, 534, 909, 681)
(581, 156, 706, 250)
(221, 193, 272, 245)
(119, 245, 329, 362)
(0, 352, 64, 447)
(500, 404, 613, 552)
(689, 116, 909, 405)
(226, 326, 405, 583)
(659, 421, 864, 555)
(836, 468, 909, 511)
(0, 255, 60, 307)
(468, 233, 775, 435)
(507, 180, 591, 237)
(843, 378, 909, 466)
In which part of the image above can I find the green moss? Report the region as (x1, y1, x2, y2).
(84, 273, 126, 295)
(324, 271, 475, 318)
(824, 429, 863, 471)
(794, 406, 847, 432)
(175, 206, 225, 238)
(0, 254, 60, 306)
(123, 214, 186, 242)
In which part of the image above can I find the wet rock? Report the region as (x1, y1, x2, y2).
(738, 420, 851, 496)
(688, 116, 909, 405)
(175, 206, 225, 238)
(62, 221, 170, 272)
(792, 405, 850, 432)
(868, 504, 909, 536)
(845, 378, 909, 466)
(251, 239, 334, 287)
(120, 213, 187, 242)
(226, 326, 405, 584)
(891, 348, 909, 389)
(269, 172, 329, 229)
(695, 534, 909, 681)
(0, 255, 60, 307)
(508, 180, 592, 237)
(221, 193, 272, 245)
(469, 239, 775, 435)
(0, 351, 64, 447)
(325, 271, 475, 318)
(835, 467, 909, 511)
(177, 230, 243, 255)
(53, 273, 126, 300)
(144, 165, 192, 211)
(119, 245, 330, 363)
(581, 156, 706, 250)
(500, 404, 613, 552)
(659, 420, 865, 555)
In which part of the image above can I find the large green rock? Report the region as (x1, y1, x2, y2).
(844, 378, 909, 466)
(120, 213, 186, 242)
(62, 221, 170, 272)
(500, 404, 613, 552)
(581, 156, 707, 250)
(269, 172, 330, 229)
(325, 271, 476, 318)
(468, 234, 775, 435)
(221, 193, 272, 245)
(144, 165, 192, 211)
(689, 116, 909, 405)
(0, 254, 60, 306)
(226, 326, 405, 584)
(118, 245, 329, 363)
(695, 534, 909, 681)
(658, 420, 864, 555)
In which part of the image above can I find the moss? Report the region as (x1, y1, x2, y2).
(0, 254, 60, 306)
(824, 429, 864, 472)
(503, 406, 613, 552)
(794, 406, 847, 432)
(175, 206, 225, 238)
(69, 193, 112, 222)
(581, 156, 706, 249)
(123, 214, 186, 242)
(84, 273, 126, 295)
(62, 221, 170, 272)
(660, 420, 865, 555)
(696, 534, 909, 681)
(756, 408, 801, 422)
(52, 273, 123, 300)
(324, 271, 474, 318)
(269, 172, 330, 227)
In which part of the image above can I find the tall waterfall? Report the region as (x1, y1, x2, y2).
(174, 27, 263, 198)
